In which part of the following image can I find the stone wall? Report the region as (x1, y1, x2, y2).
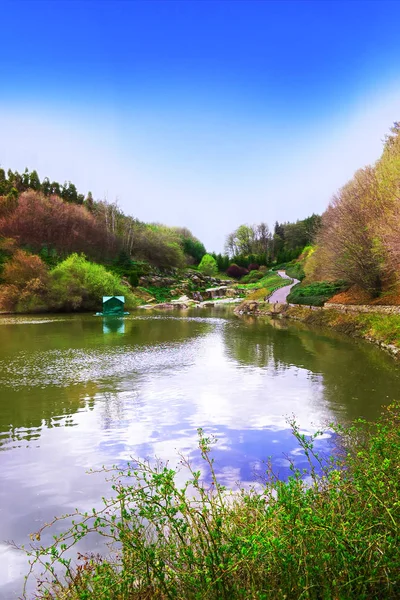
(324, 303, 400, 315)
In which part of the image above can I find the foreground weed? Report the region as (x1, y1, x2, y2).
(21, 406, 400, 599)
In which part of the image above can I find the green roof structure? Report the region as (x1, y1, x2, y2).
(102, 296, 125, 316)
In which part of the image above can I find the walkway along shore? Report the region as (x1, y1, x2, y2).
(266, 270, 300, 303)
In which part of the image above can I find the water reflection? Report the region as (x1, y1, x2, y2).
(102, 316, 125, 334)
(0, 315, 212, 448)
(224, 315, 400, 421)
(0, 312, 399, 598)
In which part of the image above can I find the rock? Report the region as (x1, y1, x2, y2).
(192, 291, 203, 301)
(270, 302, 288, 314)
(174, 295, 190, 303)
(234, 300, 259, 315)
(151, 302, 190, 310)
(225, 288, 238, 298)
(205, 286, 228, 299)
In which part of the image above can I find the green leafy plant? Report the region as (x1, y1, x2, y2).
(287, 280, 349, 306)
(48, 254, 140, 311)
(240, 270, 264, 284)
(198, 254, 218, 276)
(22, 404, 400, 600)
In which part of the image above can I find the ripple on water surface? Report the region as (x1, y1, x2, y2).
(0, 313, 399, 598)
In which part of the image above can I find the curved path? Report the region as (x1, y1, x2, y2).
(267, 271, 300, 303)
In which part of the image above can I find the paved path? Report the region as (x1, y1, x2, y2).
(267, 271, 300, 303)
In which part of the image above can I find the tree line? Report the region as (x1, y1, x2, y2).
(0, 167, 87, 205)
(216, 214, 321, 272)
(0, 179, 206, 273)
(308, 122, 400, 297)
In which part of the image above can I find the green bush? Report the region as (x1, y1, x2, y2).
(287, 280, 348, 306)
(240, 270, 264, 284)
(25, 404, 400, 600)
(142, 286, 176, 303)
(198, 253, 218, 276)
(48, 254, 140, 311)
(285, 261, 305, 281)
(238, 271, 291, 293)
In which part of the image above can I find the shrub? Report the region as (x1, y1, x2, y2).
(226, 263, 249, 279)
(24, 405, 400, 600)
(198, 253, 218, 276)
(287, 280, 349, 306)
(48, 254, 140, 311)
(0, 250, 49, 312)
(2, 249, 48, 288)
(247, 263, 259, 271)
(129, 271, 139, 287)
(240, 270, 264, 284)
(285, 261, 305, 281)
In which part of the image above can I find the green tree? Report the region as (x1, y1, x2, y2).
(198, 253, 218, 276)
(61, 181, 79, 203)
(41, 177, 51, 196)
(29, 170, 41, 191)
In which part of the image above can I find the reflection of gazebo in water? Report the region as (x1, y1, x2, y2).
(103, 317, 125, 334)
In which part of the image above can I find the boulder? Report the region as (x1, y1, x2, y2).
(225, 288, 238, 298)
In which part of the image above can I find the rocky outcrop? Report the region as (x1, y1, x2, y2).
(138, 271, 233, 290)
(234, 300, 289, 316)
(138, 271, 238, 305)
(138, 276, 177, 288)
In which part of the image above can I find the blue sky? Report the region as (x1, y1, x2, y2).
(1, 0, 400, 251)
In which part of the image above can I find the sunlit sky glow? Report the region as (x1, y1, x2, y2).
(1, 0, 400, 251)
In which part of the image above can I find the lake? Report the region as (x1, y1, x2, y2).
(0, 309, 399, 598)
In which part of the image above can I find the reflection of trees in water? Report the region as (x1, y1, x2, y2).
(99, 389, 141, 430)
(0, 315, 211, 358)
(0, 315, 211, 447)
(0, 381, 98, 448)
(224, 317, 400, 422)
(224, 319, 275, 369)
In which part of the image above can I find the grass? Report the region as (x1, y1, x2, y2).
(142, 286, 179, 303)
(357, 313, 400, 346)
(23, 404, 400, 600)
(287, 281, 349, 307)
(238, 272, 291, 293)
(284, 262, 305, 281)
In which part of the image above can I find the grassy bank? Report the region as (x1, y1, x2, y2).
(237, 271, 292, 301)
(25, 405, 400, 600)
(287, 281, 349, 307)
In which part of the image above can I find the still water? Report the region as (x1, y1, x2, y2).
(0, 309, 399, 597)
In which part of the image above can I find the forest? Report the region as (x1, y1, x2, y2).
(301, 122, 400, 304)
(1, 122, 400, 313)
(0, 166, 320, 312)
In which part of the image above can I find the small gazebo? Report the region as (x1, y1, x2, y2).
(102, 296, 125, 316)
